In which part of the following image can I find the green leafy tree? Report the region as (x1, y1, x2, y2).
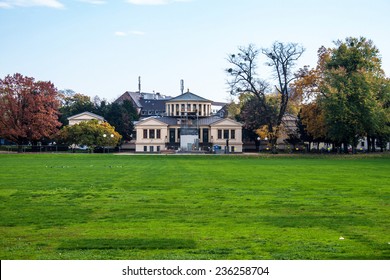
(294, 37, 390, 153)
(104, 100, 138, 141)
(57, 120, 121, 151)
(58, 92, 95, 126)
(321, 37, 389, 152)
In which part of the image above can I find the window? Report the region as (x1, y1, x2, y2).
(217, 129, 222, 139)
(230, 129, 235, 139)
(143, 129, 148, 139)
(156, 129, 161, 139)
(143, 146, 147, 152)
(231, 146, 235, 152)
(157, 146, 160, 152)
(150, 146, 154, 152)
(149, 129, 155, 139)
(223, 129, 229, 139)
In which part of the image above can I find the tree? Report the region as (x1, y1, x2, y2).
(104, 100, 138, 141)
(58, 92, 95, 126)
(321, 37, 389, 152)
(57, 120, 121, 151)
(293, 37, 390, 153)
(0, 73, 61, 148)
(298, 102, 328, 150)
(227, 42, 304, 152)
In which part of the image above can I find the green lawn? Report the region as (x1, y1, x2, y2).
(0, 153, 389, 260)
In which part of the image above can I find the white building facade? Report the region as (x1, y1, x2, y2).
(134, 91, 243, 153)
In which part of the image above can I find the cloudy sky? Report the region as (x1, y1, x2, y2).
(1, 0, 389, 102)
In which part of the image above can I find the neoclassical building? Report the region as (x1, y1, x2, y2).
(134, 91, 243, 153)
(67, 111, 105, 126)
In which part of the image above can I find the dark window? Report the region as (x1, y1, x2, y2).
(218, 129, 222, 139)
(202, 128, 209, 143)
(157, 146, 160, 152)
(169, 128, 176, 143)
(143, 129, 147, 139)
(156, 129, 161, 139)
(150, 146, 154, 152)
(149, 129, 155, 139)
(143, 146, 147, 152)
(231, 146, 235, 152)
(223, 129, 229, 139)
(231, 129, 235, 139)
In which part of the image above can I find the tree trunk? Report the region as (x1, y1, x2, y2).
(343, 143, 349, 154)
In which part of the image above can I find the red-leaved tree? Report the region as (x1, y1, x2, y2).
(0, 73, 61, 148)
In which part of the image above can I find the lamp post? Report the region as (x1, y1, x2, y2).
(110, 134, 114, 153)
(257, 137, 261, 152)
(103, 134, 107, 153)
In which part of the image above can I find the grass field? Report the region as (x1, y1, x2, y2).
(0, 153, 389, 260)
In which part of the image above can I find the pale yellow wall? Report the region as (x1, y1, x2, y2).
(165, 101, 212, 117)
(68, 114, 104, 126)
(134, 118, 243, 153)
(210, 120, 243, 153)
(135, 119, 169, 152)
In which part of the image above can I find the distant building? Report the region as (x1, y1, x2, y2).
(115, 91, 227, 118)
(133, 90, 242, 153)
(115, 91, 172, 118)
(67, 111, 105, 126)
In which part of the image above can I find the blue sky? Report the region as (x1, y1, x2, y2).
(1, 0, 389, 102)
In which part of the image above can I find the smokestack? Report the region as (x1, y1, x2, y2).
(138, 76, 141, 93)
(180, 79, 184, 95)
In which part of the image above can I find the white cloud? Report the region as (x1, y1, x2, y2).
(0, 0, 64, 9)
(114, 31, 128, 37)
(125, 0, 191, 5)
(0, 2, 12, 8)
(78, 0, 106, 4)
(130, 30, 145, 36)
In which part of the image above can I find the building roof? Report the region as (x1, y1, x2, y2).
(155, 117, 179, 125)
(67, 111, 105, 121)
(115, 91, 172, 109)
(168, 91, 211, 103)
(196, 116, 223, 126)
(135, 115, 242, 127)
(139, 99, 166, 115)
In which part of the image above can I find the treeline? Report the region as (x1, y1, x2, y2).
(226, 37, 390, 152)
(0, 74, 138, 149)
(58, 90, 138, 141)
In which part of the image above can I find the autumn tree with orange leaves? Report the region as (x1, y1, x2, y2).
(0, 73, 61, 149)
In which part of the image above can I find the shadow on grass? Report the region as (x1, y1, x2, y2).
(58, 238, 196, 250)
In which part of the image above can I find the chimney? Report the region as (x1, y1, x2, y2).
(180, 79, 184, 95)
(138, 76, 141, 93)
